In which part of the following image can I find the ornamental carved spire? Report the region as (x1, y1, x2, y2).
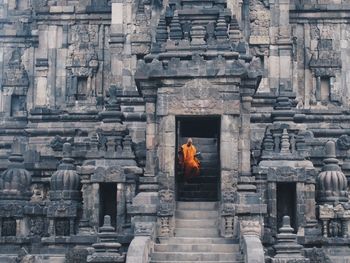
(317, 141, 348, 204)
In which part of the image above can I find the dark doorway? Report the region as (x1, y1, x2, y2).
(277, 183, 297, 232)
(100, 183, 117, 229)
(176, 116, 220, 201)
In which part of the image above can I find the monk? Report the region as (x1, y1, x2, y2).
(178, 138, 200, 180)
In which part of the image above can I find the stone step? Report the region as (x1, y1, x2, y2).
(198, 169, 219, 175)
(175, 218, 218, 228)
(199, 160, 219, 166)
(175, 227, 220, 237)
(178, 174, 218, 181)
(154, 243, 240, 253)
(177, 201, 218, 210)
(195, 145, 219, 152)
(151, 261, 242, 263)
(178, 197, 218, 201)
(176, 210, 218, 219)
(158, 237, 236, 244)
(199, 152, 219, 160)
(151, 252, 241, 261)
(178, 191, 218, 199)
(179, 137, 218, 145)
(181, 184, 218, 191)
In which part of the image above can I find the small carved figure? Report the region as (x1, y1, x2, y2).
(329, 220, 342, 237)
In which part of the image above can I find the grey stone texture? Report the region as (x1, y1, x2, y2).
(0, 0, 350, 262)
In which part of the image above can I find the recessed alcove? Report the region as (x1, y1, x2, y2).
(277, 182, 297, 232)
(99, 183, 117, 229)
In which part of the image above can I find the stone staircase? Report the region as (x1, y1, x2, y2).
(150, 201, 243, 263)
(177, 137, 219, 201)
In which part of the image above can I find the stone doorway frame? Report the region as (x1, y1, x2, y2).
(138, 77, 255, 238)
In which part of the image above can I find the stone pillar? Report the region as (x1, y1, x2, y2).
(78, 165, 94, 235)
(296, 182, 306, 228)
(276, 0, 293, 91)
(2, 87, 12, 116)
(144, 100, 157, 177)
(220, 114, 239, 237)
(91, 183, 100, 228)
(48, 219, 55, 236)
(278, 0, 291, 39)
(110, 1, 125, 89)
(155, 114, 175, 237)
(322, 220, 329, 237)
(241, 96, 252, 175)
(128, 83, 158, 236)
(47, 25, 58, 107)
(158, 115, 176, 183)
(116, 183, 126, 232)
(304, 180, 319, 235)
(268, 182, 277, 236)
(341, 219, 349, 238)
(35, 65, 49, 106)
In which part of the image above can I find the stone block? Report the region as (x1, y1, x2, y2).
(112, 3, 123, 25)
(49, 6, 63, 13)
(62, 6, 74, 13)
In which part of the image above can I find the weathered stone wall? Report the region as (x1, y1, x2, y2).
(1, 0, 350, 262)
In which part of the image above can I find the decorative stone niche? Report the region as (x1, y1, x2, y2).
(0, 137, 32, 248)
(66, 24, 99, 105)
(309, 39, 342, 105)
(316, 141, 350, 240)
(1, 49, 29, 118)
(46, 143, 81, 237)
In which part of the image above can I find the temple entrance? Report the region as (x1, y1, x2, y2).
(176, 116, 220, 201)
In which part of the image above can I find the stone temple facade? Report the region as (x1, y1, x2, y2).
(1, 0, 350, 262)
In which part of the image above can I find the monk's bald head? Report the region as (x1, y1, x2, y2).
(187, 138, 192, 146)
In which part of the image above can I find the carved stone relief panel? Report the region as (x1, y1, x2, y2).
(249, 0, 270, 44)
(157, 79, 240, 116)
(66, 24, 99, 102)
(309, 23, 342, 105)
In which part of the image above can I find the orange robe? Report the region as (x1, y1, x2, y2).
(179, 144, 200, 178)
